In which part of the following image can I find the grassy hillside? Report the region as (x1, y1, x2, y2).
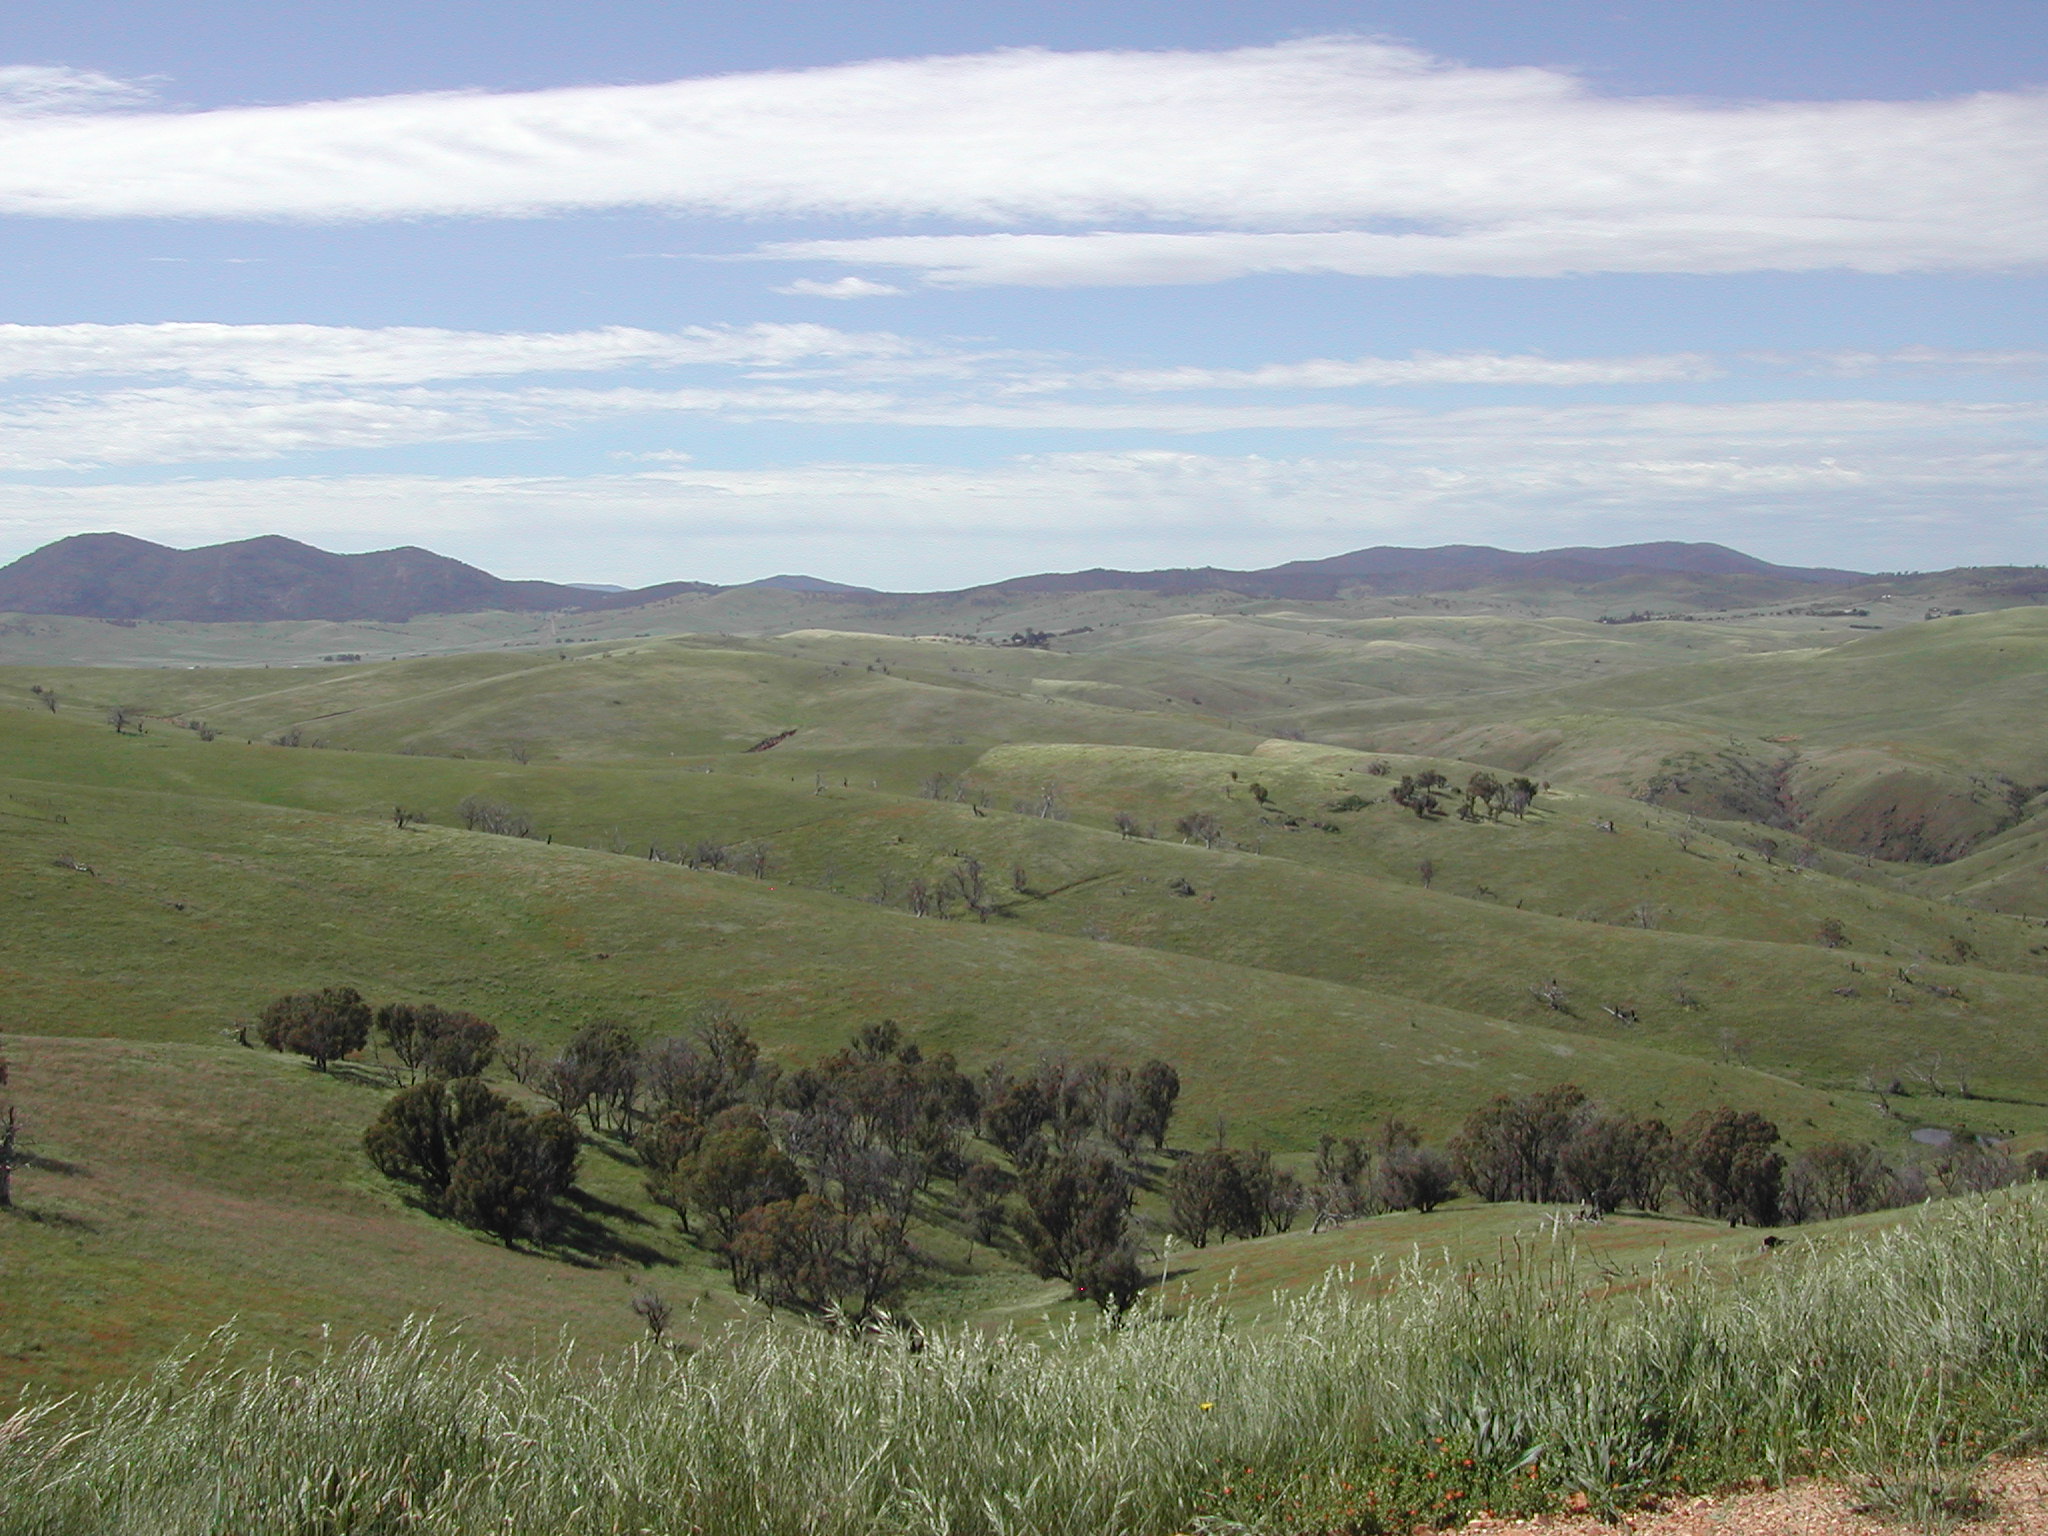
(4, 766, 1890, 1148)
(9, 586, 2048, 1410)
(4, 708, 2042, 1122)
(13, 1185, 2048, 1535)
(0, 1036, 753, 1395)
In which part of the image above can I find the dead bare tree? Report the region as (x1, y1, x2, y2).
(0, 1042, 22, 1209)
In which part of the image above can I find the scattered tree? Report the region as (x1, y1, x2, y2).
(1017, 1151, 1133, 1289)
(677, 1108, 806, 1243)
(1675, 1108, 1783, 1226)
(1307, 1133, 1373, 1231)
(1376, 1146, 1456, 1213)
(1931, 1140, 2019, 1196)
(364, 1075, 579, 1243)
(0, 1041, 21, 1210)
(1505, 776, 1539, 818)
(1782, 1141, 1897, 1222)
(455, 796, 534, 838)
(1465, 771, 1503, 820)
(1451, 1085, 1589, 1204)
(631, 1290, 674, 1341)
(258, 985, 372, 1071)
(375, 1002, 497, 1082)
(959, 1158, 1012, 1247)
(1559, 1111, 1672, 1214)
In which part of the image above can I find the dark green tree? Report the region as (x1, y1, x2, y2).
(1131, 1059, 1181, 1150)
(1559, 1111, 1672, 1214)
(364, 1077, 579, 1242)
(376, 1003, 498, 1082)
(1450, 1085, 1589, 1203)
(1073, 1243, 1145, 1320)
(1167, 1148, 1256, 1248)
(258, 986, 371, 1071)
(1675, 1108, 1783, 1226)
(678, 1108, 805, 1243)
(1017, 1152, 1132, 1287)
(1376, 1146, 1455, 1213)
(443, 1107, 579, 1244)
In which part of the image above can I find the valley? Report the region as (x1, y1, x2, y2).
(7, 552, 2048, 1400)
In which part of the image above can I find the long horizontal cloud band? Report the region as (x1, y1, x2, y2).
(762, 218, 2048, 287)
(1, 41, 2043, 280)
(1, 445, 2039, 581)
(0, 382, 2039, 471)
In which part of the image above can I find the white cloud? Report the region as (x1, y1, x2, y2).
(0, 321, 920, 386)
(1, 342, 2041, 470)
(0, 40, 2039, 282)
(1788, 346, 2048, 376)
(0, 381, 925, 469)
(0, 386, 519, 469)
(775, 276, 905, 298)
(1, 398, 2041, 584)
(758, 211, 2048, 287)
(1054, 351, 1721, 391)
(0, 65, 153, 116)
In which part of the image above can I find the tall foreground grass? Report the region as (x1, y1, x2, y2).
(10, 1195, 2048, 1535)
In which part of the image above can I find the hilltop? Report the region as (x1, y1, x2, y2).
(0, 532, 1875, 626)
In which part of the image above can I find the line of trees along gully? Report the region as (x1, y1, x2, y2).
(245, 985, 2042, 1325)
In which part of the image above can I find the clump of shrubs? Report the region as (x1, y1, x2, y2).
(365, 1075, 578, 1243)
(1447, 1082, 2020, 1227)
(256, 986, 371, 1071)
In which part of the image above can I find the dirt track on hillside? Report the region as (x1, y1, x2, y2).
(1464, 1458, 2048, 1534)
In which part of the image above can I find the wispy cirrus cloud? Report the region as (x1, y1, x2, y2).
(1782, 346, 2048, 377)
(0, 64, 155, 115)
(0, 40, 2040, 286)
(1041, 352, 1722, 392)
(0, 321, 922, 386)
(0, 323, 2040, 471)
(2, 414, 2041, 586)
(774, 276, 906, 299)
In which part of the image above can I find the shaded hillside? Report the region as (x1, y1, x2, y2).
(0, 533, 1867, 624)
(969, 541, 1864, 601)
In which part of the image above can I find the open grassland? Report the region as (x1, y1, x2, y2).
(1, 770, 1881, 1148)
(0, 637, 1262, 763)
(8, 706, 2046, 1127)
(9, 590, 2048, 1433)
(1288, 610, 2048, 865)
(0, 1027, 1869, 1398)
(0, 1036, 761, 1395)
(9, 1189, 2048, 1535)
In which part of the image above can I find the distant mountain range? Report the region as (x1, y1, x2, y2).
(0, 532, 1871, 623)
(0, 533, 716, 624)
(962, 541, 1865, 602)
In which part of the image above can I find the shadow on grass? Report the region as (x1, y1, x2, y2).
(3, 1204, 100, 1232)
(23, 1151, 88, 1177)
(542, 1188, 672, 1270)
(581, 1136, 641, 1167)
(324, 1060, 402, 1091)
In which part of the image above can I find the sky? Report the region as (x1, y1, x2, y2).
(0, 1, 2042, 589)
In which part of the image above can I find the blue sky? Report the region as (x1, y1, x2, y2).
(0, 1, 2042, 588)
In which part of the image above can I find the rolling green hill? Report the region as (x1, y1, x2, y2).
(8, 583, 2048, 1399)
